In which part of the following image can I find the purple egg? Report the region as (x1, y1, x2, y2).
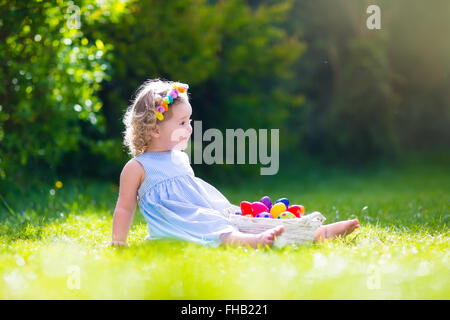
(259, 196, 272, 210)
(275, 198, 289, 208)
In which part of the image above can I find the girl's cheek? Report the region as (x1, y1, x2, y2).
(169, 127, 189, 143)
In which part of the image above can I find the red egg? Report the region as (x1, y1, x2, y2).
(251, 201, 269, 215)
(240, 201, 253, 216)
(287, 205, 305, 218)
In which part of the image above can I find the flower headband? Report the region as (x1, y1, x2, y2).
(155, 83, 189, 121)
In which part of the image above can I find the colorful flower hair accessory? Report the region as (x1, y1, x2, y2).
(156, 83, 189, 121)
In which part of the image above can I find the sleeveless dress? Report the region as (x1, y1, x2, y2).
(133, 150, 239, 248)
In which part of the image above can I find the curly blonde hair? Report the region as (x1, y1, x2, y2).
(122, 78, 190, 157)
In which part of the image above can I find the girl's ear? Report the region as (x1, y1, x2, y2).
(150, 124, 160, 139)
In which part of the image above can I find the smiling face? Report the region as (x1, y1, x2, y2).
(152, 101, 193, 151)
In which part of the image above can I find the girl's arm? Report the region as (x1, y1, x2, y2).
(111, 160, 144, 247)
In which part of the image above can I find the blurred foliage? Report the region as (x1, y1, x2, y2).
(88, 0, 305, 179)
(0, 0, 131, 191)
(1, 0, 449, 193)
(287, 0, 450, 163)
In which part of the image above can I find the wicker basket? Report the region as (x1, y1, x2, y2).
(223, 205, 326, 247)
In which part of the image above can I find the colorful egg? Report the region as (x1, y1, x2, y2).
(275, 198, 289, 208)
(251, 201, 269, 215)
(287, 205, 304, 218)
(256, 212, 273, 218)
(259, 196, 272, 210)
(270, 202, 286, 218)
(240, 201, 253, 216)
(279, 211, 295, 219)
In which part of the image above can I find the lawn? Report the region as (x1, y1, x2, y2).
(0, 156, 448, 299)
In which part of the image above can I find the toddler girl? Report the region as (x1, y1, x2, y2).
(111, 79, 359, 248)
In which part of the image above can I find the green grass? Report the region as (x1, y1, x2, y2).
(0, 158, 448, 299)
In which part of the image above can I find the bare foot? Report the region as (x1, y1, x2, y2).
(221, 225, 285, 249)
(314, 219, 359, 242)
(253, 225, 285, 248)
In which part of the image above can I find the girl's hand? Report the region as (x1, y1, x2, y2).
(110, 240, 129, 247)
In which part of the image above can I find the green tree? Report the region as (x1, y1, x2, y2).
(93, 0, 305, 178)
(0, 0, 130, 191)
(287, 0, 450, 163)
(287, 0, 399, 163)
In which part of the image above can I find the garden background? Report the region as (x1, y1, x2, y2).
(0, 0, 448, 299)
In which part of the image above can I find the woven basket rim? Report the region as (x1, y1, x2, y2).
(224, 205, 326, 223)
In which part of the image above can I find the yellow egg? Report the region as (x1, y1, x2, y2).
(270, 202, 286, 218)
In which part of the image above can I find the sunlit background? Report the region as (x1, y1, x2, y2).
(0, 0, 448, 300)
(1, 0, 449, 188)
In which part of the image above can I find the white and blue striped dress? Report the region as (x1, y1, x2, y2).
(133, 150, 238, 248)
